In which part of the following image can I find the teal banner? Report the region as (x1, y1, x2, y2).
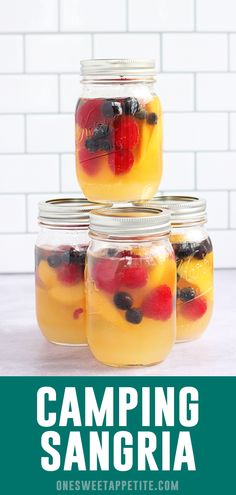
(0, 377, 235, 495)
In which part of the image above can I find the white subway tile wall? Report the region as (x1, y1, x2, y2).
(0, 0, 235, 272)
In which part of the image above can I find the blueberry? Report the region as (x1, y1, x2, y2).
(114, 292, 133, 310)
(47, 253, 62, 268)
(107, 248, 118, 257)
(62, 248, 86, 267)
(147, 112, 158, 125)
(126, 308, 143, 324)
(173, 242, 195, 260)
(194, 238, 212, 260)
(102, 100, 122, 118)
(135, 109, 147, 120)
(179, 287, 196, 302)
(93, 124, 109, 140)
(85, 138, 99, 152)
(177, 288, 181, 299)
(99, 140, 112, 151)
(122, 97, 140, 115)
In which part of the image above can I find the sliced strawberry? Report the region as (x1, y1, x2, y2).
(75, 98, 104, 129)
(180, 296, 207, 321)
(78, 147, 102, 176)
(114, 116, 139, 149)
(92, 258, 121, 293)
(108, 149, 134, 175)
(142, 285, 173, 321)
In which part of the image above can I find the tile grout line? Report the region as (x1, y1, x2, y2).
(194, 0, 197, 31)
(228, 191, 231, 229)
(58, 154, 62, 192)
(58, 0, 60, 32)
(159, 33, 163, 72)
(24, 193, 28, 233)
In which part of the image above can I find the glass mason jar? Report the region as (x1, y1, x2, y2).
(75, 59, 162, 203)
(146, 196, 214, 342)
(86, 207, 176, 367)
(35, 198, 107, 346)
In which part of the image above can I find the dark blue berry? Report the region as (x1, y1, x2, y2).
(114, 292, 133, 311)
(61, 248, 86, 267)
(126, 308, 143, 324)
(47, 253, 62, 268)
(179, 287, 196, 302)
(93, 124, 109, 140)
(85, 138, 99, 152)
(100, 140, 112, 151)
(107, 248, 118, 257)
(122, 97, 140, 115)
(173, 242, 195, 260)
(194, 238, 212, 259)
(135, 109, 147, 120)
(102, 100, 122, 118)
(147, 112, 158, 125)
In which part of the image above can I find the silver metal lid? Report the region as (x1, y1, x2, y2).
(140, 195, 207, 226)
(80, 59, 156, 78)
(89, 207, 171, 237)
(38, 198, 110, 228)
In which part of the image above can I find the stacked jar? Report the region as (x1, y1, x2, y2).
(136, 196, 214, 342)
(35, 59, 214, 367)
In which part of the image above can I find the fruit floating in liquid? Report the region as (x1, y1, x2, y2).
(86, 247, 176, 366)
(75, 96, 162, 202)
(173, 236, 213, 342)
(35, 244, 87, 345)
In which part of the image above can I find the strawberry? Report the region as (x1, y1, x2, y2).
(114, 116, 139, 149)
(75, 98, 104, 129)
(57, 263, 82, 286)
(118, 262, 148, 289)
(142, 285, 173, 321)
(73, 308, 84, 320)
(180, 296, 207, 321)
(92, 258, 121, 293)
(108, 149, 134, 175)
(78, 147, 102, 176)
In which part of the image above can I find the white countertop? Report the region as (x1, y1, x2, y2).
(0, 270, 235, 376)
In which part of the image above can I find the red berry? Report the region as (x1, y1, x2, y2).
(75, 99, 104, 129)
(118, 262, 148, 289)
(108, 149, 134, 175)
(92, 258, 120, 293)
(181, 296, 207, 321)
(73, 308, 84, 320)
(57, 263, 82, 285)
(142, 285, 173, 321)
(78, 147, 102, 176)
(114, 116, 139, 149)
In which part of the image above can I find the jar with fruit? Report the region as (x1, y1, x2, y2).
(35, 198, 108, 345)
(86, 207, 176, 367)
(144, 196, 214, 342)
(75, 59, 162, 202)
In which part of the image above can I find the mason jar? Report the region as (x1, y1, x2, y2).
(75, 59, 162, 203)
(35, 198, 107, 346)
(145, 196, 214, 342)
(86, 207, 176, 367)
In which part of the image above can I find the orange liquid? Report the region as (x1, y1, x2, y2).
(75, 96, 162, 202)
(35, 247, 87, 345)
(172, 234, 214, 342)
(86, 250, 176, 366)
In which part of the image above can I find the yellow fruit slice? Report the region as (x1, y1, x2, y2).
(38, 260, 57, 288)
(177, 254, 213, 294)
(88, 287, 125, 327)
(50, 282, 85, 306)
